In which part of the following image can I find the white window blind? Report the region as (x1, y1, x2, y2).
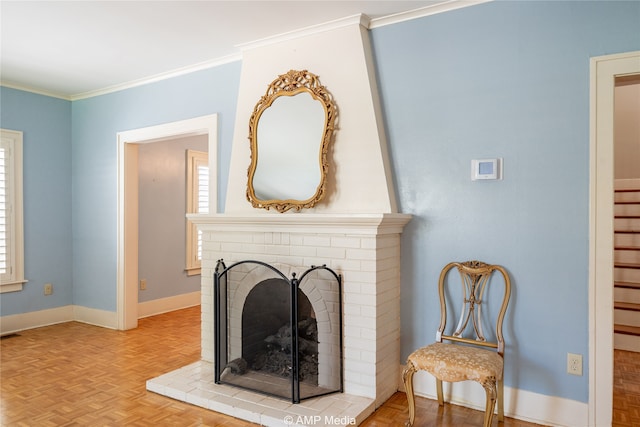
(186, 150, 208, 275)
(197, 163, 209, 260)
(0, 129, 25, 292)
(0, 142, 10, 276)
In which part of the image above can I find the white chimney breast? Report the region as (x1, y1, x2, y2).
(225, 15, 397, 214)
(148, 15, 411, 426)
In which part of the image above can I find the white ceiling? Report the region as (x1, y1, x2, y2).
(0, 0, 455, 99)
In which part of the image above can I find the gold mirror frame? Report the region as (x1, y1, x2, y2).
(246, 70, 337, 213)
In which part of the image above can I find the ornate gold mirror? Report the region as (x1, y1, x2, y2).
(247, 70, 337, 212)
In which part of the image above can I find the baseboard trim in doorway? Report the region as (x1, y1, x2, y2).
(138, 291, 201, 319)
(73, 305, 118, 329)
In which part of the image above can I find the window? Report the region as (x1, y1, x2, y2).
(185, 150, 208, 275)
(0, 129, 25, 292)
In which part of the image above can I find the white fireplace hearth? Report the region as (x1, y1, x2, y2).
(146, 213, 410, 426)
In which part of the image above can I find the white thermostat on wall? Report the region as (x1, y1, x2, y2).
(471, 158, 502, 181)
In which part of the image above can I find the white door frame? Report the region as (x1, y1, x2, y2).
(116, 115, 218, 330)
(589, 51, 640, 426)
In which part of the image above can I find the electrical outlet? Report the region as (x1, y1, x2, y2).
(140, 279, 147, 290)
(44, 283, 53, 296)
(567, 353, 583, 376)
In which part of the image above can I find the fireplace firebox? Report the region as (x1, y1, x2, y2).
(214, 259, 343, 403)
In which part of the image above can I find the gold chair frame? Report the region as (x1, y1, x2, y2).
(403, 260, 511, 427)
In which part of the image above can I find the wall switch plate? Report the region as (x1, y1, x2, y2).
(44, 283, 53, 296)
(567, 353, 583, 376)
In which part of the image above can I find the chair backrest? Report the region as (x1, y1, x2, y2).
(435, 260, 511, 355)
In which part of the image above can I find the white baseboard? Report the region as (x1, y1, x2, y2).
(0, 305, 120, 335)
(0, 293, 201, 335)
(398, 365, 588, 427)
(0, 305, 74, 335)
(73, 305, 118, 329)
(137, 291, 201, 319)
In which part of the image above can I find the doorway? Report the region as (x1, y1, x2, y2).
(613, 76, 640, 351)
(590, 51, 640, 426)
(116, 115, 218, 330)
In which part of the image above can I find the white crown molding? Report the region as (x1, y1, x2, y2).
(0, 81, 72, 101)
(1, 54, 241, 101)
(237, 1, 489, 51)
(69, 54, 242, 101)
(369, 0, 492, 28)
(2, 1, 487, 101)
(237, 13, 370, 53)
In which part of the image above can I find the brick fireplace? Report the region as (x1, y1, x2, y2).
(147, 213, 409, 425)
(146, 13, 412, 425)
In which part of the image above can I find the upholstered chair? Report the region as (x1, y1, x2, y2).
(403, 260, 512, 427)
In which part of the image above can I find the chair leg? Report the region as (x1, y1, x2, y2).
(497, 379, 504, 422)
(402, 365, 417, 427)
(436, 379, 444, 406)
(482, 381, 497, 427)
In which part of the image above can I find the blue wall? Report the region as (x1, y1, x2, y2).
(0, 87, 72, 315)
(372, 1, 640, 403)
(137, 136, 207, 302)
(1, 1, 639, 404)
(70, 63, 241, 310)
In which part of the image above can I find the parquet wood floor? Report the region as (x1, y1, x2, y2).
(0, 306, 628, 426)
(613, 349, 640, 427)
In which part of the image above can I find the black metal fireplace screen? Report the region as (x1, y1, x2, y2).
(214, 259, 343, 403)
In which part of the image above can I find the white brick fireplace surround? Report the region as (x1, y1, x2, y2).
(145, 14, 413, 426)
(147, 213, 410, 426)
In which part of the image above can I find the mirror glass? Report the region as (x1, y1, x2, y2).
(247, 70, 337, 213)
(253, 92, 324, 201)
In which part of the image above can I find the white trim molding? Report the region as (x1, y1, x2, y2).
(399, 366, 588, 427)
(0, 305, 74, 335)
(369, 0, 492, 29)
(0, 297, 200, 335)
(589, 50, 640, 427)
(0, 129, 25, 293)
(70, 55, 241, 101)
(187, 212, 412, 236)
(0, 305, 117, 334)
(2, 1, 485, 101)
(138, 292, 201, 319)
(73, 305, 118, 330)
(117, 115, 218, 331)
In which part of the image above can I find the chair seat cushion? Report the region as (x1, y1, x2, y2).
(407, 342, 503, 384)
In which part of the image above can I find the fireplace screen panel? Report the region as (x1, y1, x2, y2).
(214, 260, 343, 403)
